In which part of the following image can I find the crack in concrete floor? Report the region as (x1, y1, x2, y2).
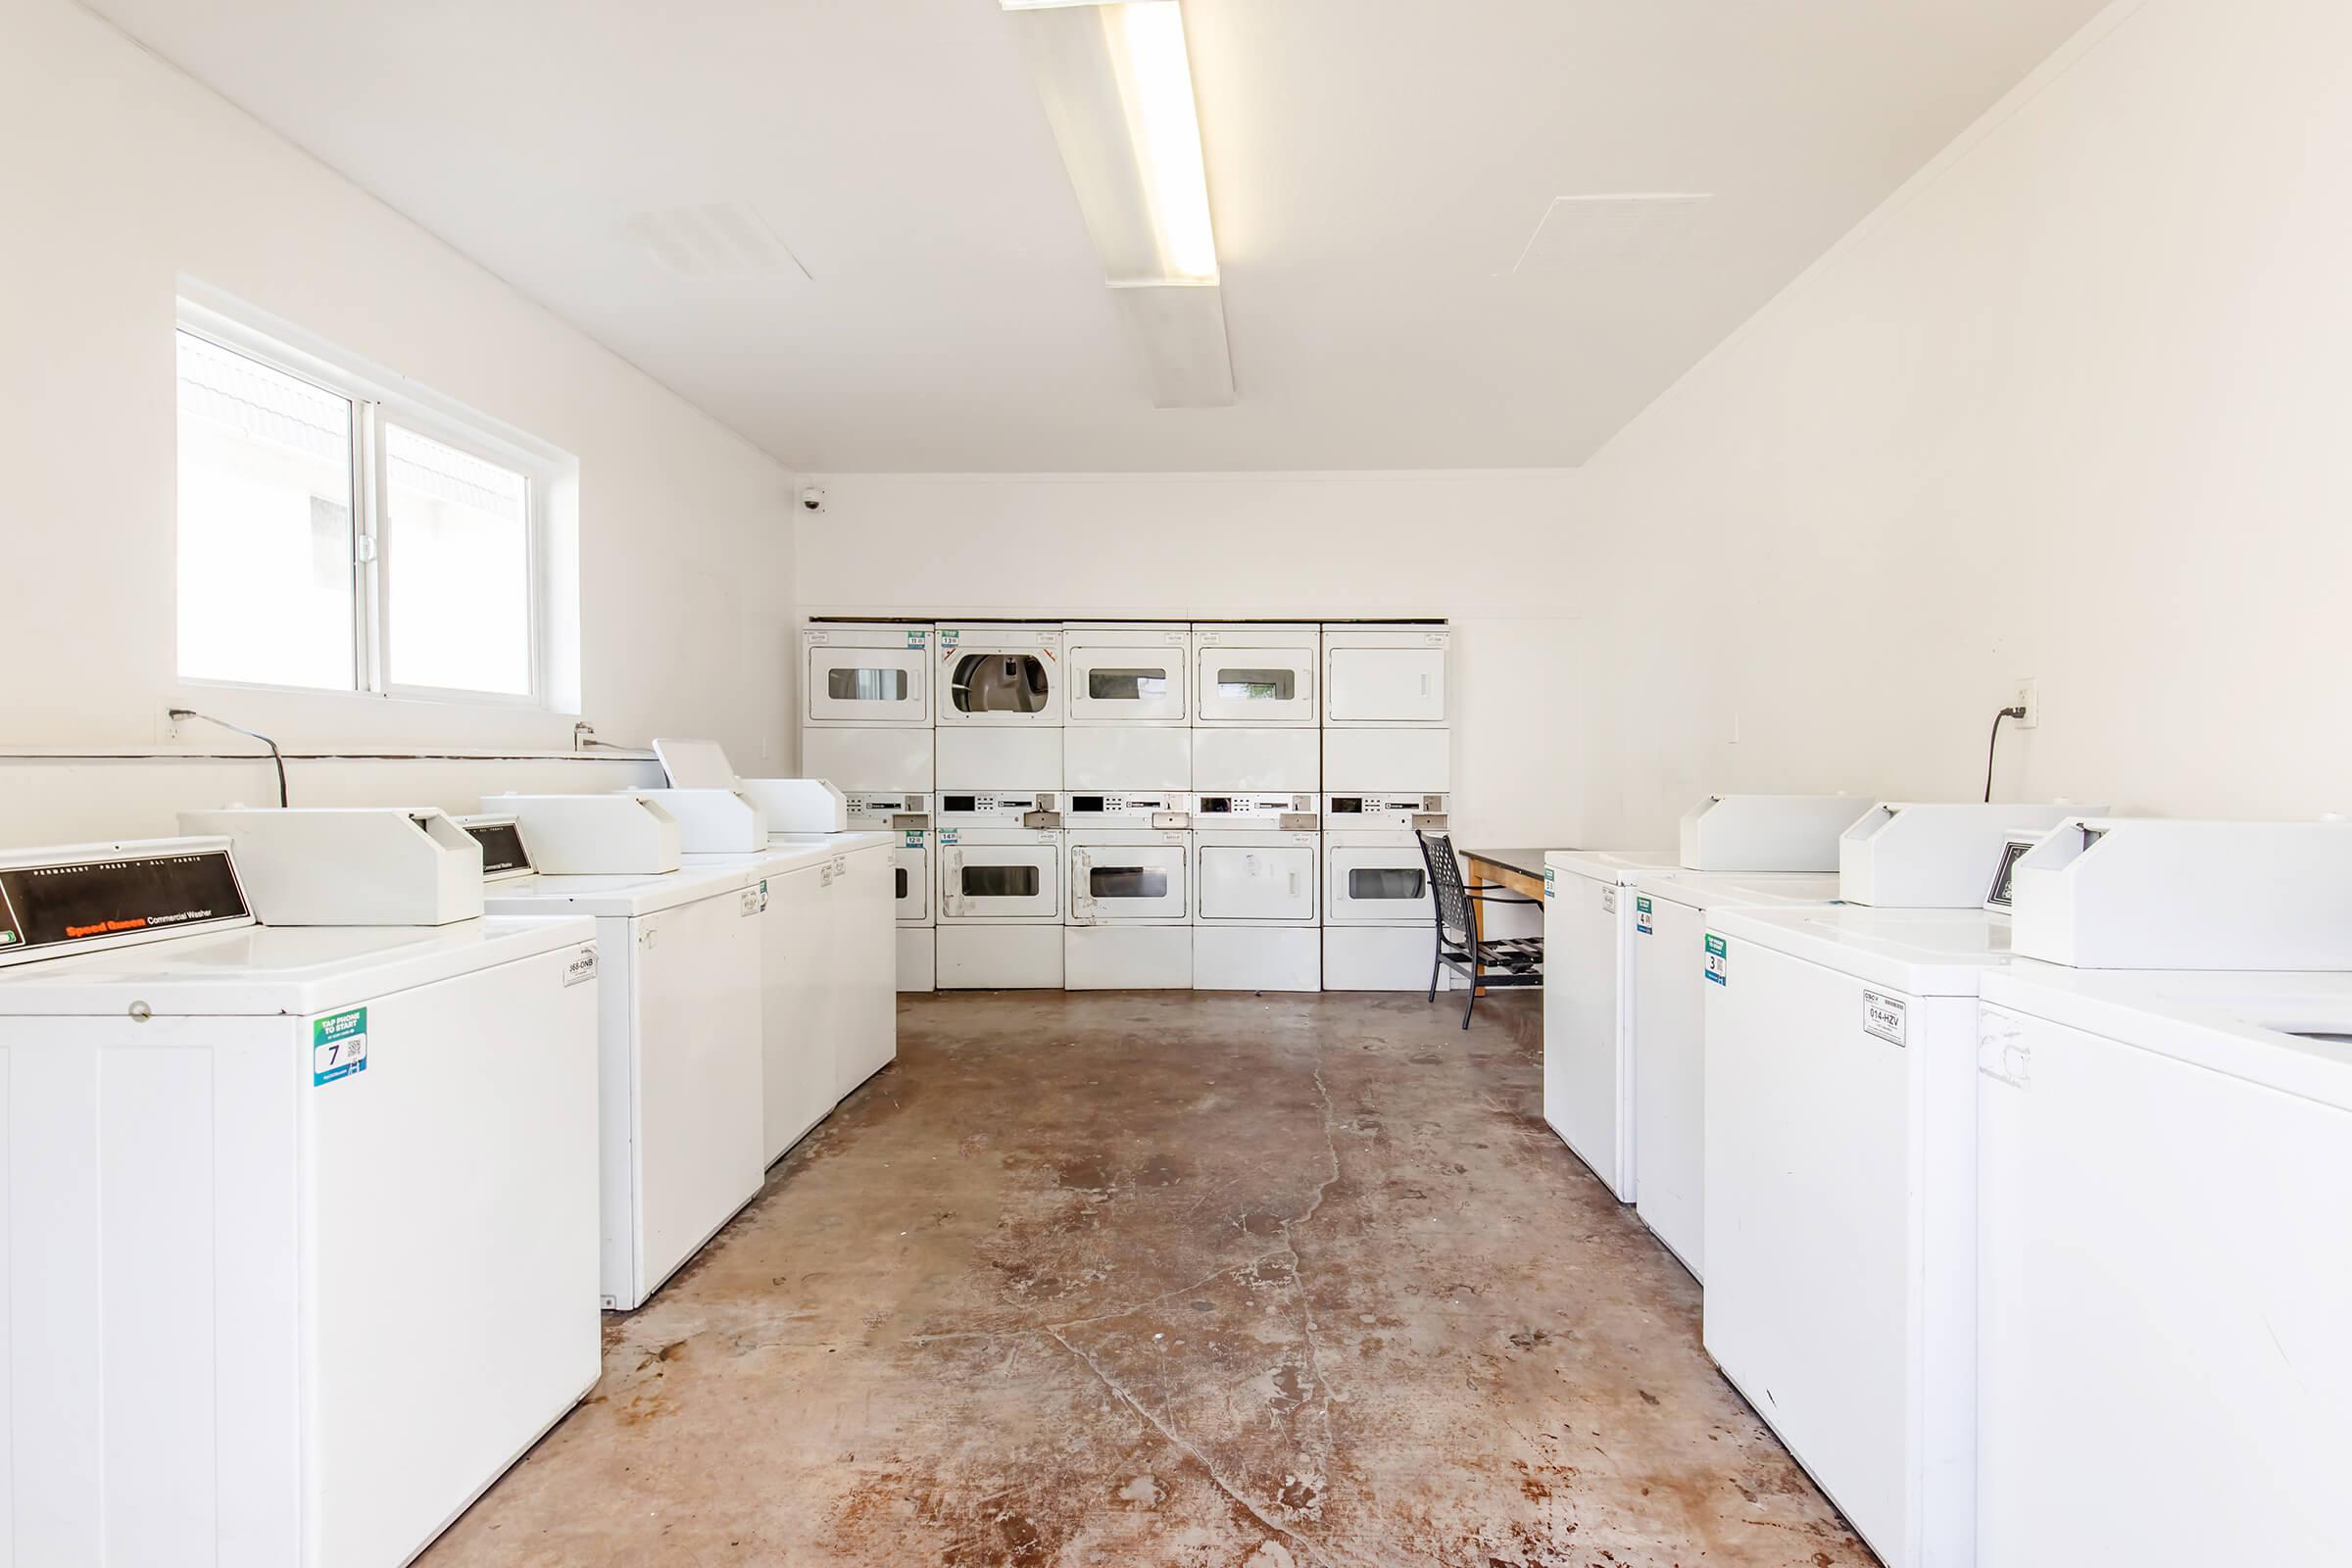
(416, 990, 1875, 1568)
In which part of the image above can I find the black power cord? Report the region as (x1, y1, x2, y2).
(1984, 705, 2028, 802)
(170, 708, 289, 807)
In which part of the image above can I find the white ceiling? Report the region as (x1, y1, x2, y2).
(85, 0, 2107, 473)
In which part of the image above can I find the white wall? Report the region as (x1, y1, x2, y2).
(1575, 0, 2352, 844)
(0, 0, 796, 840)
(794, 470, 1596, 847)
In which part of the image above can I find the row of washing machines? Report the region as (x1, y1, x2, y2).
(1541, 794, 2352, 1568)
(0, 749, 896, 1568)
(797, 618, 1453, 992)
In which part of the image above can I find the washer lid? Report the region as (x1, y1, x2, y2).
(681, 841, 838, 875)
(765, 830, 897, 855)
(0, 914, 597, 1016)
(1544, 848, 1676, 885)
(1637, 869, 1840, 913)
(1983, 963, 2352, 1107)
(480, 860, 753, 917)
(1706, 905, 2013, 996)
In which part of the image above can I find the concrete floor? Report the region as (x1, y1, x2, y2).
(420, 991, 1872, 1568)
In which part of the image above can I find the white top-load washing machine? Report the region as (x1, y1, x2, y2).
(1626, 868, 1839, 1280)
(650, 738, 901, 1108)
(1064, 622, 1193, 791)
(1192, 791, 1321, 992)
(1321, 792, 1446, 991)
(475, 792, 764, 1312)
(936, 621, 1064, 792)
(1320, 623, 1450, 794)
(1062, 791, 1194, 990)
(1192, 622, 1320, 793)
(936, 791, 1065, 990)
(1698, 800, 2092, 1568)
(0, 824, 602, 1568)
(1974, 819, 2352, 1568)
(1541, 795, 1973, 1204)
(802, 620, 935, 792)
(1541, 847, 1677, 1197)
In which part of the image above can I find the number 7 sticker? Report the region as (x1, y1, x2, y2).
(313, 1006, 369, 1086)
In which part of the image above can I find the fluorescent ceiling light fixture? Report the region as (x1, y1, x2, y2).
(1005, 0, 1233, 406)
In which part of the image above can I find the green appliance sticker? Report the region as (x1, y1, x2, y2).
(313, 1006, 368, 1086)
(1704, 934, 1729, 987)
(1636, 895, 1653, 935)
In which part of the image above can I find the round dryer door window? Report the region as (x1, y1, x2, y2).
(951, 654, 1051, 714)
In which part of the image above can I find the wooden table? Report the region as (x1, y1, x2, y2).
(1459, 847, 1551, 993)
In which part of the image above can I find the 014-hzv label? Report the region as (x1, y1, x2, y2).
(1863, 990, 1908, 1047)
(1636, 895, 1653, 935)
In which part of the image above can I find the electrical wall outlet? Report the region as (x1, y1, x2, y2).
(2012, 678, 2039, 730)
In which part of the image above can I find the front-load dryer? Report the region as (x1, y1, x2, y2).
(936, 791, 1064, 988)
(1064, 622, 1192, 790)
(1064, 792, 1195, 989)
(1321, 623, 1450, 793)
(1193, 791, 1320, 991)
(1321, 792, 1446, 990)
(1192, 623, 1319, 792)
(839, 790, 934, 993)
(936, 622, 1064, 791)
(802, 620, 935, 792)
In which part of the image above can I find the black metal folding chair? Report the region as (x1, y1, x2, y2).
(1418, 831, 1544, 1029)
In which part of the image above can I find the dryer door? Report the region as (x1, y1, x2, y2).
(1327, 644, 1446, 723)
(893, 835, 931, 925)
(807, 644, 929, 724)
(941, 649, 1062, 724)
(1197, 841, 1316, 922)
(1066, 637, 1187, 724)
(940, 842, 1059, 920)
(1069, 840, 1190, 924)
(1195, 645, 1317, 725)
(1326, 844, 1433, 923)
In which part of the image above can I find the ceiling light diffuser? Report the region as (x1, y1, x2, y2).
(1004, 0, 1233, 407)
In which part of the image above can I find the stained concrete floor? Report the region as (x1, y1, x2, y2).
(419, 991, 1873, 1568)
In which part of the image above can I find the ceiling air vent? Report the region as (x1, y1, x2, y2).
(1507, 193, 1714, 274)
(619, 202, 809, 281)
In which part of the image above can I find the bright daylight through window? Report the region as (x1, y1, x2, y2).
(174, 318, 559, 703)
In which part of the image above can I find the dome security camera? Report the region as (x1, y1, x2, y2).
(800, 486, 827, 514)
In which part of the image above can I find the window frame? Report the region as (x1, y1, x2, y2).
(174, 294, 567, 710)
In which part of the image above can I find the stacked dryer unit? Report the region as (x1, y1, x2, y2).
(1064, 622, 1192, 790)
(935, 790, 1065, 989)
(799, 615, 1455, 992)
(1319, 623, 1452, 989)
(1063, 792, 1195, 989)
(1192, 622, 1321, 794)
(847, 789, 936, 992)
(802, 621, 937, 991)
(1322, 792, 1448, 990)
(936, 621, 1064, 793)
(931, 622, 1067, 989)
(1060, 624, 1195, 989)
(1193, 791, 1322, 991)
